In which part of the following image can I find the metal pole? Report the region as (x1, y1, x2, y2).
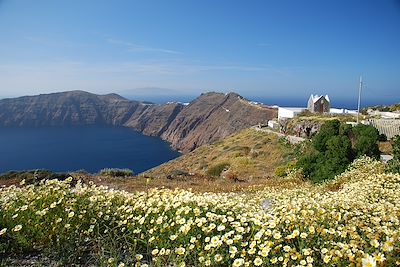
(357, 76, 362, 124)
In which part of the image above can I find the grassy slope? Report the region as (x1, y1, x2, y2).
(137, 128, 300, 192)
(145, 128, 293, 178)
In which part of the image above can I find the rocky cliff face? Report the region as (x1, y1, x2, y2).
(160, 92, 277, 152)
(0, 91, 137, 126)
(124, 103, 184, 136)
(0, 91, 277, 152)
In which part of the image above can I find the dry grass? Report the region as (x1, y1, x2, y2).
(379, 141, 392, 154)
(138, 128, 299, 192)
(69, 172, 310, 194)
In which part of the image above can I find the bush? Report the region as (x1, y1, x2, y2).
(392, 135, 400, 157)
(166, 169, 190, 180)
(274, 166, 287, 177)
(352, 124, 380, 159)
(0, 170, 70, 184)
(297, 120, 380, 183)
(312, 120, 340, 152)
(387, 158, 400, 174)
(274, 161, 296, 178)
(206, 162, 230, 177)
(387, 135, 400, 174)
(99, 168, 134, 177)
(379, 133, 388, 142)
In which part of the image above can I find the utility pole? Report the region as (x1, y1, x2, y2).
(357, 76, 363, 124)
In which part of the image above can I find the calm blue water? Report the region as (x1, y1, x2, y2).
(0, 126, 181, 174)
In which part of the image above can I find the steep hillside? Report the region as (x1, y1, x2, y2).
(0, 90, 138, 126)
(124, 102, 184, 136)
(160, 92, 277, 152)
(143, 128, 298, 189)
(0, 91, 277, 152)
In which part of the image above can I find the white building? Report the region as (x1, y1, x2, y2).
(277, 95, 358, 120)
(278, 107, 306, 120)
(330, 108, 358, 115)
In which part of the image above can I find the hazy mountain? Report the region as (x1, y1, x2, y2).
(0, 90, 137, 126)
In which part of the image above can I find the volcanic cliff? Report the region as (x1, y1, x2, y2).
(0, 91, 277, 153)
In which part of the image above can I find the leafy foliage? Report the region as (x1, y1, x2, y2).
(352, 124, 380, 158)
(392, 135, 400, 157)
(0, 170, 70, 184)
(387, 135, 400, 174)
(312, 120, 340, 152)
(99, 168, 134, 177)
(274, 161, 296, 177)
(297, 120, 380, 182)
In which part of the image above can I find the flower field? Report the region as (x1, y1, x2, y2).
(1, 157, 399, 266)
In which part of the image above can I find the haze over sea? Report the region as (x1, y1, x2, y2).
(126, 94, 395, 110)
(0, 125, 181, 174)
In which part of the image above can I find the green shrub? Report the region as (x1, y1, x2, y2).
(379, 133, 388, 142)
(99, 168, 134, 177)
(387, 135, 400, 174)
(387, 159, 400, 174)
(274, 166, 287, 177)
(297, 120, 380, 183)
(0, 170, 70, 184)
(206, 162, 230, 177)
(312, 120, 340, 152)
(274, 161, 296, 177)
(352, 124, 380, 159)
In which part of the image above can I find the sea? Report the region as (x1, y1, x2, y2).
(0, 126, 181, 175)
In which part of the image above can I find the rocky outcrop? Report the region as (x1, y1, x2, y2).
(0, 91, 277, 152)
(124, 103, 184, 136)
(286, 119, 322, 138)
(160, 92, 277, 152)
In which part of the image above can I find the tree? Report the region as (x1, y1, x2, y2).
(352, 124, 380, 159)
(323, 135, 353, 176)
(312, 120, 340, 152)
(392, 135, 400, 158)
(387, 135, 400, 174)
(297, 120, 380, 183)
(296, 153, 320, 182)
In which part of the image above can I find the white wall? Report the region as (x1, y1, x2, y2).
(278, 107, 305, 119)
(278, 107, 295, 119)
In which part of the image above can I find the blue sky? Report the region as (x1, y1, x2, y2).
(0, 0, 399, 106)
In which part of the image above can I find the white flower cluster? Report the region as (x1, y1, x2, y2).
(0, 157, 399, 266)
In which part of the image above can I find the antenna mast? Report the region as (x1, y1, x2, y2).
(357, 76, 363, 124)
